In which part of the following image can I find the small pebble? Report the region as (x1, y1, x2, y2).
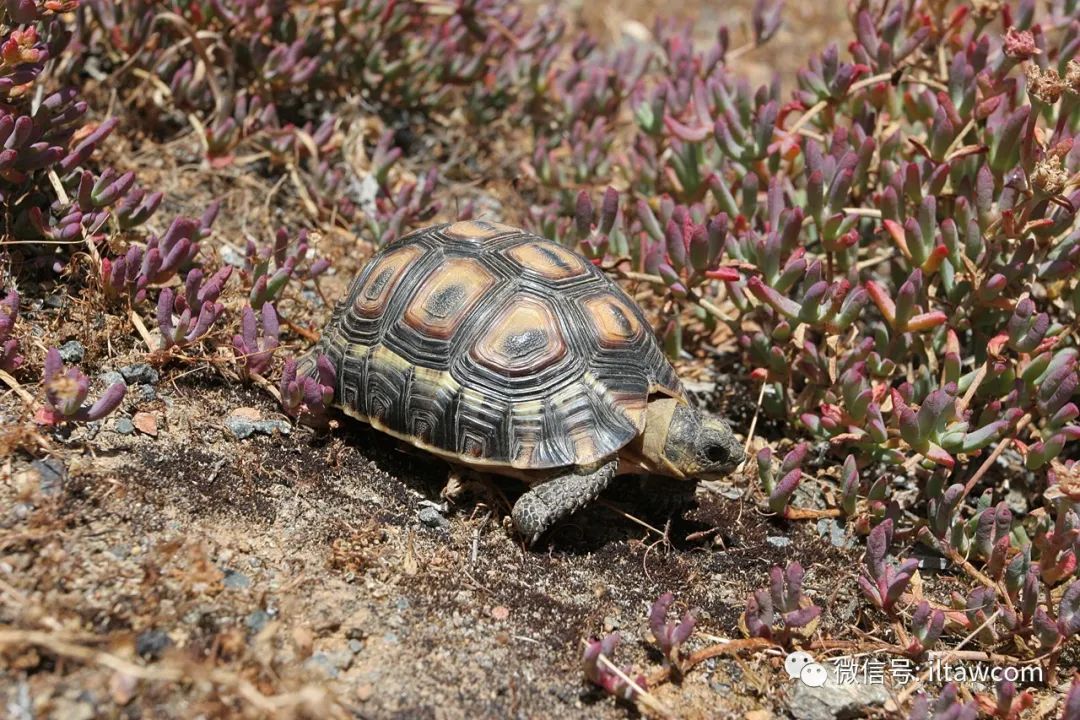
(766, 535, 791, 548)
(348, 639, 363, 653)
(226, 416, 291, 439)
(304, 653, 339, 679)
(119, 363, 159, 386)
(223, 569, 251, 589)
(815, 518, 851, 549)
(135, 629, 172, 660)
(139, 385, 156, 402)
(220, 244, 246, 268)
(418, 505, 449, 530)
(255, 419, 291, 435)
(58, 340, 85, 363)
(114, 418, 135, 435)
(30, 458, 65, 496)
(106, 545, 130, 559)
(100, 371, 127, 389)
(245, 610, 270, 633)
(29, 459, 65, 498)
(133, 412, 158, 437)
(226, 417, 256, 439)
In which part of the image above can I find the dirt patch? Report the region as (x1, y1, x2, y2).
(2, 343, 872, 719)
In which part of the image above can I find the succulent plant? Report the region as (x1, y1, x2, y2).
(232, 303, 280, 376)
(37, 346, 126, 425)
(740, 561, 821, 642)
(0, 288, 22, 371)
(647, 592, 698, 670)
(244, 228, 329, 309)
(907, 600, 945, 656)
(101, 205, 220, 304)
(908, 685, 979, 720)
(582, 632, 647, 701)
(279, 354, 334, 427)
(859, 519, 919, 614)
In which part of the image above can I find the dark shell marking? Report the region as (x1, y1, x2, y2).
(313, 221, 685, 470)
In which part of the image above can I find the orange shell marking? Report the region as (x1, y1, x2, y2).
(583, 294, 643, 346)
(471, 297, 566, 376)
(443, 220, 516, 241)
(353, 244, 423, 317)
(403, 257, 498, 339)
(506, 241, 590, 280)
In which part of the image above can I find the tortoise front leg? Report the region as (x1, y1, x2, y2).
(511, 459, 619, 544)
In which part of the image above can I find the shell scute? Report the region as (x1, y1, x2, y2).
(582, 293, 644, 347)
(352, 244, 423, 318)
(505, 240, 591, 281)
(442, 219, 516, 242)
(470, 296, 566, 376)
(403, 257, 497, 340)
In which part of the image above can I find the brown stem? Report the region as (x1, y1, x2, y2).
(960, 413, 1032, 502)
(784, 506, 844, 520)
(647, 638, 777, 687)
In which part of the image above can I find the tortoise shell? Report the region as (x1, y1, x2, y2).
(314, 220, 687, 470)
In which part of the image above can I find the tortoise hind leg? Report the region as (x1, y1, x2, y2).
(511, 459, 619, 544)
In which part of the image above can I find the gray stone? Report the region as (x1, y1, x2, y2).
(223, 569, 251, 589)
(816, 519, 852, 549)
(84, 421, 102, 440)
(220, 244, 246, 269)
(58, 340, 85, 363)
(418, 505, 449, 530)
(788, 664, 890, 720)
(348, 639, 363, 653)
(327, 650, 353, 670)
(31, 458, 65, 496)
(716, 485, 743, 500)
(226, 417, 256, 439)
(227, 417, 291, 439)
(114, 418, 135, 435)
(710, 679, 733, 694)
(767, 535, 792, 548)
(253, 419, 291, 435)
(43, 294, 65, 309)
(119, 363, 159, 385)
(305, 650, 353, 679)
(246, 610, 271, 633)
(107, 545, 130, 559)
(100, 371, 126, 389)
(1005, 488, 1029, 516)
(140, 385, 156, 402)
(135, 629, 172, 660)
(305, 653, 339, 679)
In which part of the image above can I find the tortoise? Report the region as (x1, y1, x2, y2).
(299, 220, 745, 542)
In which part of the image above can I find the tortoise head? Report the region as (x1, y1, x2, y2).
(640, 399, 745, 480)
